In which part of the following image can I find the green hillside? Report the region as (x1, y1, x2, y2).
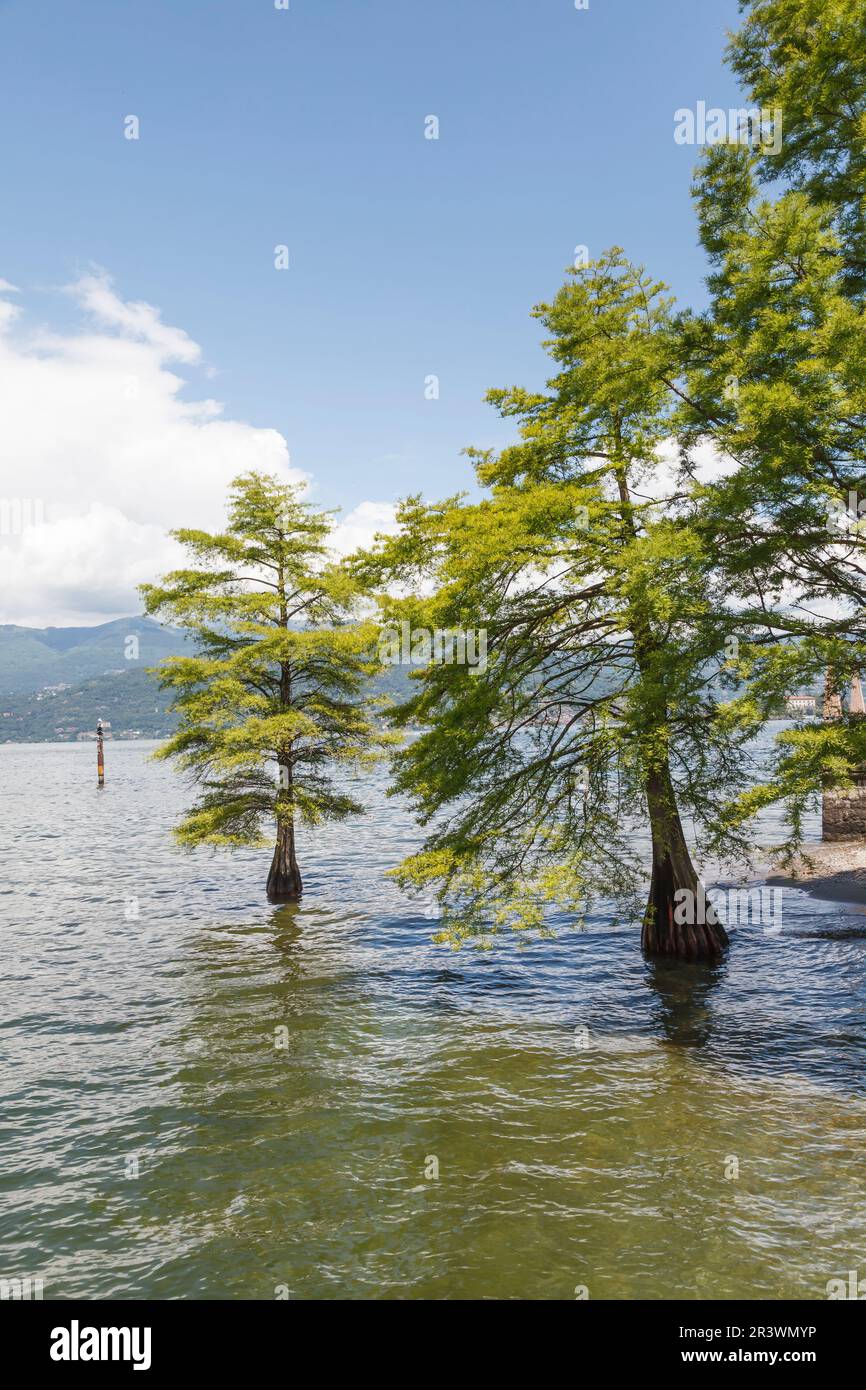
(0, 613, 824, 744)
(0, 616, 191, 696)
(0, 653, 418, 743)
(0, 668, 178, 742)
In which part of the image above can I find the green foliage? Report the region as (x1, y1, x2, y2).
(141, 471, 391, 852)
(727, 0, 866, 297)
(682, 161, 866, 614)
(674, 0, 866, 848)
(356, 254, 760, 945)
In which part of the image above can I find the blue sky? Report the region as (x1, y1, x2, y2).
(0, 0, 745, 623)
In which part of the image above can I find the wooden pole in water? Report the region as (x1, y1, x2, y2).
(96, 719, 105, 787)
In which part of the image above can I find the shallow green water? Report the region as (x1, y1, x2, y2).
(1, 742, 865, 1299)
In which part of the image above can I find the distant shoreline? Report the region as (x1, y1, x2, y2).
(6, 736, 865, 911)
(0, 737, 163, 747)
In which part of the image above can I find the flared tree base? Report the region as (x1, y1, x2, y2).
(267, 827, 303, 902)
(640, 853, 729, 961)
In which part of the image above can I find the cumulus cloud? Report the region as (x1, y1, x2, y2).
(0, 273, 388, 627)
(69, 270, 201, 365)
(331, 500, 398, 556)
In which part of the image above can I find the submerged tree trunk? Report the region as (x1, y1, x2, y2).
(609, 458, 728, 960)
(641, 766, 729, 960)
(269, 746, 302, 902)
(267, 819, 303, 902)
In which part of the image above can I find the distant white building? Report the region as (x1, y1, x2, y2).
(785, 694, 816, 716)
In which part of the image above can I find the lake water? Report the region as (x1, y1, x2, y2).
(1, 740, 865, 1300)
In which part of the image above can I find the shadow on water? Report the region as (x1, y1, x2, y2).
(643, 955, 727, 1049)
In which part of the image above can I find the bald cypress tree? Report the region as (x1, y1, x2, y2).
(141, 471, 387, 901)
(726, 0, 866, 299)
(357, 255, 759, 958)
(675, 0, 866, 845)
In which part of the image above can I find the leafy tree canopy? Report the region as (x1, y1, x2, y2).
(142, 471, 390, 898)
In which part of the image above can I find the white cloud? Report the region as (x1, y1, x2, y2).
(0, 273, 391, 627)
(629, 437, 739, 505)
(0, 279, 21, 332)
(69, 270, 201, 364)
(4, 505, 178, 626)
(331, 500, 398, 556)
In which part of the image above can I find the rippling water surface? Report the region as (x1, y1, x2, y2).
(2, 740, 865, 1300)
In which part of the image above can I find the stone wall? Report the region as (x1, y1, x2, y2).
(822, 784, 866, 840)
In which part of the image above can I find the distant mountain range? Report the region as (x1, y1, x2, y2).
(0, 615, 826, 744)
(0, 616, 191, 696)
(0, 616, 418, 743)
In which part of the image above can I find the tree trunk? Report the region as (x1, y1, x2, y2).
(267, 819, 303, 902)
(641, 766, 729, 960)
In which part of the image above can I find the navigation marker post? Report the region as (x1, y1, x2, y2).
(96, 719, 105, 787)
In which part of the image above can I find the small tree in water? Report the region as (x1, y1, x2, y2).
(141, 471, 387, 901)
(357, 254, 760, 959)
